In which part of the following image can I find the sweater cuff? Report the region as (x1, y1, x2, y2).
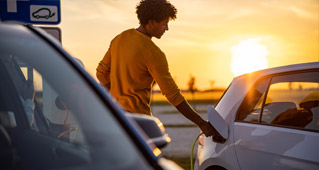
(169, 94, 185, 107)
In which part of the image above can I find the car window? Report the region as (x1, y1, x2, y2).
(1, 55, 87, 144)
(0, 25, 152, 170)
(236, 71, 319, 132)
(236, 78, 270, 122)
(262, 72, 319, 131)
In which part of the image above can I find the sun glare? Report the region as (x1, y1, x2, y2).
(231, 38, 269, 76)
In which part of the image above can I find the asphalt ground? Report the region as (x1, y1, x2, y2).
(151, 104, 211, 158)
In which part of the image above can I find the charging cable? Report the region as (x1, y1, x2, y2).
(190, 132, 203, 170)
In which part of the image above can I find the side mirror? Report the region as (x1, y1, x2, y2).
(207, 106, 228, 143)
(126, 113, 171, 149)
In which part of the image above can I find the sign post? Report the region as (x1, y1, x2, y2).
(41, 26, 61, 43)
(0, 0, 61, 25)
(0, 0, 62, 42)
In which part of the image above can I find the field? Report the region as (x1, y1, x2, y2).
(151, 90, 225, 105)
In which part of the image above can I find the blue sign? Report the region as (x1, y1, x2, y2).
(0, 0, 60, 25)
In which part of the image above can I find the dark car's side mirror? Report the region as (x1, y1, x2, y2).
(125, 113, 171, 149)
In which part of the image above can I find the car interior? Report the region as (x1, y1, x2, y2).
(236, 72, 319, 132)
(0, 54, 90, 169)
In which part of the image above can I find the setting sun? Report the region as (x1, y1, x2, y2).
(231, 38, 269, 76)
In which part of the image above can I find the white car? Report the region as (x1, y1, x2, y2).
(196, 62, 319, 170)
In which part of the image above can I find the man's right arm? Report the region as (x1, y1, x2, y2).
(175, 100, 217, 137)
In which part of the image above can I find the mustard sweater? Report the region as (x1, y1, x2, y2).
(96, 29, 184, 115)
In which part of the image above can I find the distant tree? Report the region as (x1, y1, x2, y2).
(187, 75, 197, 110)
(299, 83, 303, 90)
(210, 80, 215, 90)
(288, 82, 292, 90)
(188, 75, 196, 93)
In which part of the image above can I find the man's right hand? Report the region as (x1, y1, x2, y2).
(199, 121, 226, 143)
(198, 121, 216, 137)
(175, 100, 226, 142)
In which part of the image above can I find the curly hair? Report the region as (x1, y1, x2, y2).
(136, 0, 177, 25)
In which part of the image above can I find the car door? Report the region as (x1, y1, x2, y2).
(234, 70, 319, 170)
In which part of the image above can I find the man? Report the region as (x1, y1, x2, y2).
(97, 0, 216, 137)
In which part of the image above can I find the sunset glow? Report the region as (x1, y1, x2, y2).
(58, 0, 319, 89)
(231, 38, 269, 76)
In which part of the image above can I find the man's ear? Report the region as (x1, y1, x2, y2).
(148, 20, 156, 27)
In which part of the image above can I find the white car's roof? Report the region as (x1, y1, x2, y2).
(234, 62, 319, 81)
(218, 62, 319, 114)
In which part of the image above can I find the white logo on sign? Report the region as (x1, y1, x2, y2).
(30, 5, 58, 22)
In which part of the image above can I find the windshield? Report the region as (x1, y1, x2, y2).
(0, 24, 152, 170)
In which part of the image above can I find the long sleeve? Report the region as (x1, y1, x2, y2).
(96, 29, 184, 115)
(147, 51, 184, 107)
(96, 47, 111, 90)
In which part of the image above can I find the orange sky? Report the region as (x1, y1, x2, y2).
(56, 0, 318, 89)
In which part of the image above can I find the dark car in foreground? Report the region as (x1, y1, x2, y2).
(0, 23, 181, 170)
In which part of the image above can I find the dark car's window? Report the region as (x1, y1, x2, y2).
(236, 71, 319, 132)
(0, 25, 153, 170)
(1, 55, 87, 143)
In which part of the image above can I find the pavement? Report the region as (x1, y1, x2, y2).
(152, 104, 211, 158)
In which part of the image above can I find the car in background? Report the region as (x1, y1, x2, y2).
(0, 23, 181, 170)
(196, 62, 319, 170)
